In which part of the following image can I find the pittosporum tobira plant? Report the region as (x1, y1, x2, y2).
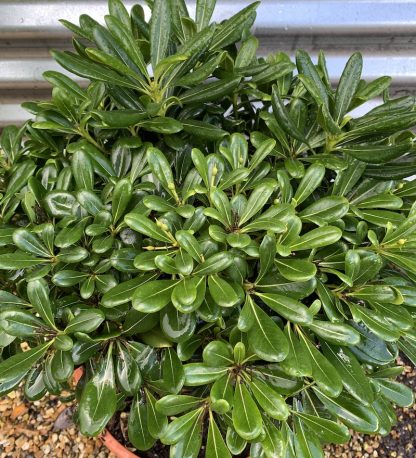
(1, 0, 416, 456)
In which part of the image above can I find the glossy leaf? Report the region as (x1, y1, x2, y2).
(79, 348, 117, 436)
(101, 274, 158, 307)
(321, 343, 374, 405)
(293, 412, 350, 444)
(307, 320, 361, 346)
(293, 163, 325, 205)
(206, 414, 231, 458)
(147, 389, 168, 438)
(128, 397, 155, 451)
(256, 292, 313, 325)
(0, 251, 44, 270)
(233, 380, 262, 441)
(0, 341, 53, 384)
(179, 77, 241, 105)
(289, 227, 342, 251)
(300, 334, 343, 398)
(150, 0, 171, 68)
(247, 297, 289, 362)
(272, 85, 308, 145)
(133, 280, 178, 313)
(239, 181, 275, 225)
(334, 52, 362, 123)
(64, 310, 105, 334)
(279, 324, 312, 377)
(161, 408, 203, 445)
(314, 389, 379, 434)
(249, 377, 289, 420)
(193, 252, 233, 276)
(13, 229, 50, 257)
(125, 213, 173, 243)
(112, 178, 132, 223)
(27, 279, 56, 330)
(374, 379, 414, 407)
(156, 395, 202, 416)
(275, 258, 317, 282)
(184, 364, 228, 386)
(203, 340, 233, 367)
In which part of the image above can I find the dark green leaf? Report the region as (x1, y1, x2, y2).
(184, 364, 228, 386)
(195, 0, 216, 31)
(279, 324, 312, 377)
(146, 389, 168, 439)
(249, 377, 289, 420)
(275, 258, 317, 282)
(150, 0, 171, 69)
(314, 389, 379, 434)
(193, 252, 233, 276)
(79, 348, 117, 436)
(322, 343, 374, 405)
(293, 163, 325, 206)
(156, 395, 202, 416)
(334, 52, 362, 123)
(27, 279, 56, 330)
(300, 334, 343, 397)
(232, 380, 262, 441)
(133, 280, 178, 313)
(374, 379, 414, 407)
(307, 320, 361, 346)
(272, 85, 308, 145)
(0, 341, 53, 384)
(161, 408, 203, 445)
(64, 310, 105, 334)
(206, 414, 231, 458)
(13, 229, 50, 257)
(289, 226, 342, 251)
(125, 213, 173, 243)
(52, 50, 139, 89)
(293, 412, 350, 444)
(179, 77, 241, 105)
(0, 251, 44, 270)
(247, 297, 289, 362)
(128, 396, 155, 451)
(256, 292, 313, 325)
(210, 2, 259, 50)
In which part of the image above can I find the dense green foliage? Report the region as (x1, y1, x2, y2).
(1, 0, 416, 456)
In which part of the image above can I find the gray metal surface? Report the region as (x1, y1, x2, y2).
(1, 0, 416, 125)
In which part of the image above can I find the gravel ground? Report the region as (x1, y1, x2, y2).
(0, 361, 414, 458)
(0, 391, 114, 458)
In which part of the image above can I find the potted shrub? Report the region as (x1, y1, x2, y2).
(1, 0, 416, 456)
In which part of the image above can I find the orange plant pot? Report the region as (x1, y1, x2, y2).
(72, 367, 140, 458)
(100, 430, 140, 458)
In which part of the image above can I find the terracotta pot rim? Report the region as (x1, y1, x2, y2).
(72, 366, 140, 458)
(100, 429, 140, 458)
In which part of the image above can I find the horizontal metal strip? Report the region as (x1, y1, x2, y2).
(1, 1, 416, 39)
(0, 58, 84, 88)
(0, 104, 32, 127)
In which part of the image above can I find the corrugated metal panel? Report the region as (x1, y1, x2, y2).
(1, 0, 416, 126)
